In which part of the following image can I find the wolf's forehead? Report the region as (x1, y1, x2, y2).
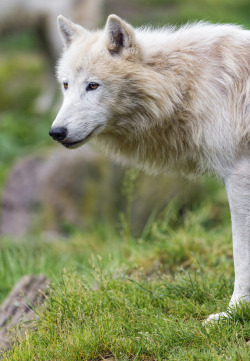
(58, 36, 108, 78)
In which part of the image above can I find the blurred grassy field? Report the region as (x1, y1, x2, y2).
(0, 0, 250, 359)
(0, 33, 53, 189)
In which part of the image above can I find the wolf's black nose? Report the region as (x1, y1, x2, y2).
(49, 127, 67, 141)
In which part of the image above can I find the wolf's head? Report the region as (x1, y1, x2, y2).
(49, 14, 148, 149)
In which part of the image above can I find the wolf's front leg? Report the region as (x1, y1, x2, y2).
(206, 156, 250, 323)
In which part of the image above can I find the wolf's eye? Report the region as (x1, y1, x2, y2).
(63, 82, 68, 90)
(86, 82, 99, 91)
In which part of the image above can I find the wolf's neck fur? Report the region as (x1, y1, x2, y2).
(93, 22, 250, 177)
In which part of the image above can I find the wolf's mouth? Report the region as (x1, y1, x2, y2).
(61, 139, 84, 149)
(61, 125, 102, 149)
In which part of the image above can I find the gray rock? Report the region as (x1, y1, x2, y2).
(1, 145, 202, 237)
(1, 156, 44, 236)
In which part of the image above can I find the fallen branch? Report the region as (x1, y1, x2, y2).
(0, 275, 49, 353)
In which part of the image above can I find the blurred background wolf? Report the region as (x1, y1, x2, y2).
(0, 0, 104, 111)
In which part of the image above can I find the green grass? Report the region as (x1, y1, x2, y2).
(4, 273, 250, 360)
(1, 195, 250, 360)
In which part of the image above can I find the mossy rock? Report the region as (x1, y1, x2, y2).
(1, 145, 206, 237)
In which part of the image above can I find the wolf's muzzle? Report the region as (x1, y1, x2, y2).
(49, 127, 67, 142)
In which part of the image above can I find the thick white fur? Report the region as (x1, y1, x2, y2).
(51, 15, 250, 322)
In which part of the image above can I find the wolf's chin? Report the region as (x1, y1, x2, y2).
(61, 125, 103, 149)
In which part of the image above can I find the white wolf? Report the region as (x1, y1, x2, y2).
(50, 14, 250, 322)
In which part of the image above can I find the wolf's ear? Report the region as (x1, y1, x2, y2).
(57, 15, 88, 47)
(105, 15, 136, 55)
